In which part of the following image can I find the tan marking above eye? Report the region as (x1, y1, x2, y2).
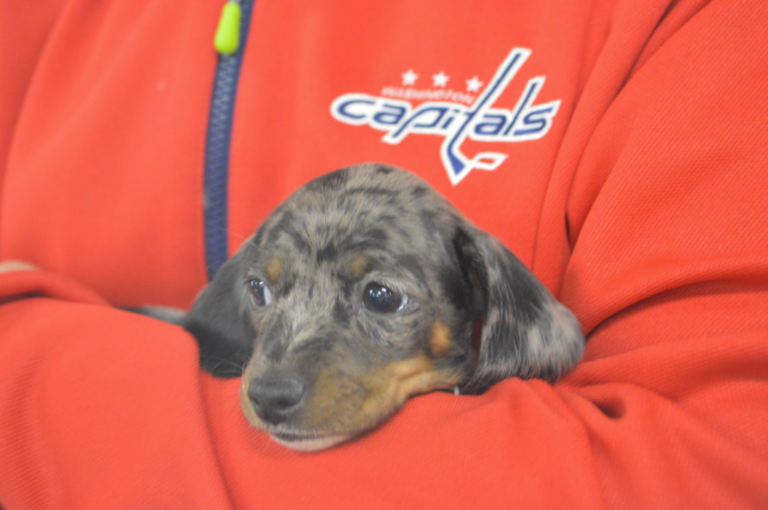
(266, 257, 282, 282)
(429, 321, 452, 357)
(350, 255, 373, 277)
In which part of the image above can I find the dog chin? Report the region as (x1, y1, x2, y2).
(270, 429, 353, 452)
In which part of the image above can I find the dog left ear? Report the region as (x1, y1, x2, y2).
(453, 227, 584, 391)
(183, 246, 256, 378)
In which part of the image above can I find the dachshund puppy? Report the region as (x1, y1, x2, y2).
(176, 163, 584, 451)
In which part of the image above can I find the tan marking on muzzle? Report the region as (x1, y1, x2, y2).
(239, 354, 271, 431)
(240, 364, 262, 428)
(429, 321, 452, 357)
(360, 355, 463, 417)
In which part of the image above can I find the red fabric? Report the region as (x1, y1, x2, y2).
(1, 0, 767, 508)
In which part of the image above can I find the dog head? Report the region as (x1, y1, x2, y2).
(184, 163, 583, 451)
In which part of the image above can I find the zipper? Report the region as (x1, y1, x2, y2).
(204, 0, 256, 280)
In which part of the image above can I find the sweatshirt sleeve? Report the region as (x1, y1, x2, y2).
(554, 0, 768, 506)
(0, 270, 239, 509)
(0, 0, 67, 203)
(0, 1, 766, 509)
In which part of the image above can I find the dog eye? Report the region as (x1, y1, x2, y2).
(363, 282, 406, 313)
(248, 279, 272, 307)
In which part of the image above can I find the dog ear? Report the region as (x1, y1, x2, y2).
(453, 227, 584, 391)
(183, 245, 256, 378)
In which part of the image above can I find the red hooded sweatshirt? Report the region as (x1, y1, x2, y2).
(1, 0, 767, 508)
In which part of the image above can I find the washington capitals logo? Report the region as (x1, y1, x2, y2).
(330, 48, 561, 185)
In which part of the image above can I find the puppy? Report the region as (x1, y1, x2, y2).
(176, 163, 584, 451)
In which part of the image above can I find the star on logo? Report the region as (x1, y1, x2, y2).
(465, 76, 484, 92)
(432, 71, 449, 88)
(401, 69, 418, 86)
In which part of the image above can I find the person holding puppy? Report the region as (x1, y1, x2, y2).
(1, 0, 767, 508)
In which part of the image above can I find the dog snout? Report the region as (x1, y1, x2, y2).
(247, 376, 306, 425)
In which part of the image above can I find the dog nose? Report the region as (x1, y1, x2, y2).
(247, 377, 306, 425)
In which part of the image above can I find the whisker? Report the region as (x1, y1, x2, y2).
(221, 392, 242, 403)
(228, 398, 242, 416)
(225, 228, 249, 243)
(203, 356, 246, 375)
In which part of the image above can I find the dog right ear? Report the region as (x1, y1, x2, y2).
(183, 245, 256, 378)
(452, 226, 585, 392)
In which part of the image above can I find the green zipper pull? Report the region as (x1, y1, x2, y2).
(214, 0, 242, 55)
